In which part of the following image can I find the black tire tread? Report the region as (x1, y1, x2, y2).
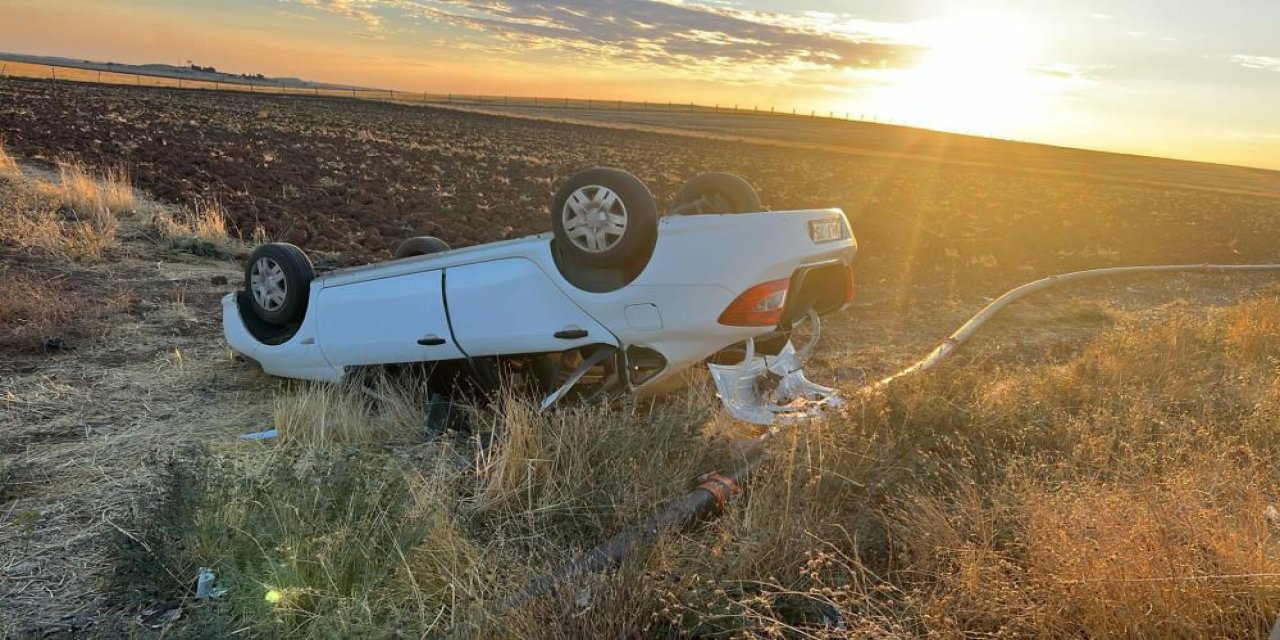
(244, 243, 314, 326)
(551, 167, 658, 271)
(394, 236, 452, 259)
(673, 172, 762, 214)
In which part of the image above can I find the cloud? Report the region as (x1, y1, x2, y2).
(285, 0, 923, 75)
(1089, 12, 1116, 20)
(296, 0, 383, 28)
(1230, 54, 1280, 72)
(1032, 63, 1105, 81)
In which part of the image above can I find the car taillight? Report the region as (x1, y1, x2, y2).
(718, 278, 790, 326)
(845, 267, 856, 303)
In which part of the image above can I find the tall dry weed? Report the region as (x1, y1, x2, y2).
(0, 161, 127, 259)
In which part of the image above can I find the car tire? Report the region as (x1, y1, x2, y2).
(673, 172, 762, 214)
(551, 167, 658, 270)
(244, 243, 315, 326)
(394, 236, 451, 259)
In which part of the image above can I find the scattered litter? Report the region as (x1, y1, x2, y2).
(238, 428, 278, 441)
(41, 337, 72, 351)
(708, 311, 842, 425)
(423, 392, 455, 438)
(136, 603, 182, 629)
(709, 338, 843, 426)
(4, 561, 39, 577)
(195, 567, 227, 599)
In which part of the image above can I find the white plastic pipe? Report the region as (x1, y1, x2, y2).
(871, 263, 1280, 390)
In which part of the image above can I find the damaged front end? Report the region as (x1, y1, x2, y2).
(708, 313, 843, 426)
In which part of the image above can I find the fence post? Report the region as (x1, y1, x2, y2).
(448, 93, 452, 103)
(51, 67, 56, 80)
(136, 74, 141, 86)
(1, 63, 7, 77)
(97, 70, 102, 82)
(564, 98, 568, 108)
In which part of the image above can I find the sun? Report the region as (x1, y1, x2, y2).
(872, 17, 1047, 137)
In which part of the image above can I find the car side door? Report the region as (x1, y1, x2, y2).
(445, 258, 615, 356)
(315, 269, 465, 369)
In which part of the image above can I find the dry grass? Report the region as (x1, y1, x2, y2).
(0, 272, 88, 350)
(273, 377, 427, 447)
(45, 161, 135, 219)
(0, 140, 18, 176)
(0, 146, 130, 259)
(147, 197, 244, 258)
(100, 293, 1280, 638)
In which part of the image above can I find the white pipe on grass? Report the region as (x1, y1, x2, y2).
(871, 263, 1280, 390)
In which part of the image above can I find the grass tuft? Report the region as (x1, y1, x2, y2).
(0, 159, 129, 259)
(148, 198, 242, 258)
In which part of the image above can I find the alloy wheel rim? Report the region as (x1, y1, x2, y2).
(561, 184, 628, 253)
(250, 257, 287, 311)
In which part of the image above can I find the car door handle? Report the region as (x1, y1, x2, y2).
(417, 335, 447, 346)
(554, 328, 589, 340)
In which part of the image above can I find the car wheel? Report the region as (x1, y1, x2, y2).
(672, 172, 762, 214)
(552, 167, 658, 269)
(394, 236, 451, 259)
(244, 243, 315, 325)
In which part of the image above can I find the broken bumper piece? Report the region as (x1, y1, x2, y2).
(708, 338, 843, 425)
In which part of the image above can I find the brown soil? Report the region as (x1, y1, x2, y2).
(2, 78, 1278, 306)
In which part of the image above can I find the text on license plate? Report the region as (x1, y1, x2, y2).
(808, 218, 843, 243)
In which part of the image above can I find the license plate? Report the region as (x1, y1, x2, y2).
(808, 218, 843, 243)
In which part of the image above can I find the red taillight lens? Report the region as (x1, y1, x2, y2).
(844, 267, 856, 304)
(718, 278, 790, 326)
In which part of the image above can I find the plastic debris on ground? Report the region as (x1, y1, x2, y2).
(708, 338, 843, 426)
(195, 567, 227, 599)
(238, 428, 277, 441)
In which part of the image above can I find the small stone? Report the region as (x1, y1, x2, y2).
(7, 561, 38, 576)
(210, 275, 229, 286)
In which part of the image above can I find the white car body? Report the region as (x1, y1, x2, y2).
(223, 209, 856, 400)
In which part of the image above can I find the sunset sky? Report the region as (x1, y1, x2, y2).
(4, 0, 1279, 169)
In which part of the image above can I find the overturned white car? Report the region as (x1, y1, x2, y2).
(223, 168, 856, 423)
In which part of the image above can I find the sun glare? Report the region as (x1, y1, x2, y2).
(872, 17, 1047, 137)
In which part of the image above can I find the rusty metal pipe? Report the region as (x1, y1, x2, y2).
(513, 437, 768, 604)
